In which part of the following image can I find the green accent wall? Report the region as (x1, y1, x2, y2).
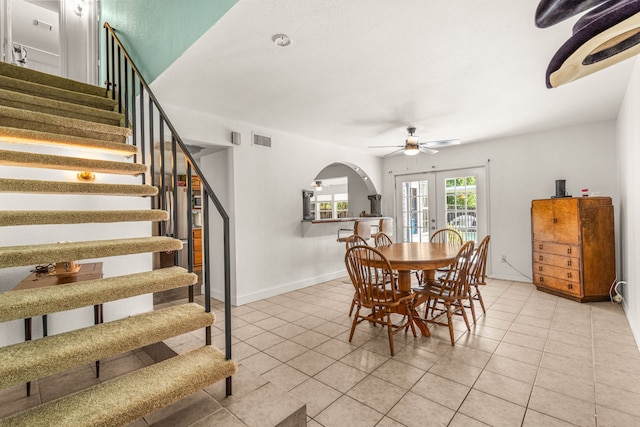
(100, 0, 237, 83)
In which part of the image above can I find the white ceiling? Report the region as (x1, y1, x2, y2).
(153, 0, 636, 156)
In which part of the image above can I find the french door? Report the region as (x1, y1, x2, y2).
(395, 167, 486, 243)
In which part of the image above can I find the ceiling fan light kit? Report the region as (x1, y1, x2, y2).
(369, 126, 460, 156)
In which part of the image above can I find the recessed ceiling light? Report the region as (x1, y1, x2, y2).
(272, 34, 291, 47)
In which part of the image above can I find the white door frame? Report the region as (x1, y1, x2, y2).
(394, 166, 488, 244)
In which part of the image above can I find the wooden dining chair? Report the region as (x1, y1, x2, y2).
(345, 235, 369, 316)
(345, 245, 417, 356)
(430, 228, 463, 244)
(373, 232, 393, 247)
(416, 228, 464, 285)
(414, 240, 475, 345)
(466, 235, 491, 322)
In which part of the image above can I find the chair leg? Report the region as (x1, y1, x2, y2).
(459, 299, 471, 331)
(349, 295, 355, 317)
(468, 289, 477, 323)
(349, 307, 360, 342)
(385, 311, 395, 356)
(476, 285, 486, 313)
(445, 303, 455, 346)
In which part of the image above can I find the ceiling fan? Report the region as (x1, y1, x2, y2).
(369, 127, 461, 156)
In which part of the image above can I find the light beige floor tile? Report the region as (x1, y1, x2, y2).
(484, 355, 538, 384)
(312, 338, 358, 360)
(263, 340, 309, 362)
(509, 322, 549, 339)
(484, 309, 518, 322)
(547, 328, 592, 348)
(314, 361, 368, 393)
(287, 349, 335, 376)
(392, 346, 440, 371)
(387, 391, 455, 427)
(275, 309, 307, 323)
(494, 341, 542, 366)
(271, 323, 307, 339)
(529, 386, 596, 427)
(253, 317, 289, 331)
(374, 416, 407, 427)
(346, 375, 407, 414)
(469, 323, 507, 341)
(522, 409, 578, 427)
(515, 314, 553, 329)
(540, 352, 594, 382)
(544, 339, 593, 364)
(474, 315, 513, 331)
(473, 370, 533, 406)
(261, 363, 309, 392)
(535, 367, 595, 403)
(502, 330, 546, 351)
(313, 321, 350, 338)
(455, 333, 500, 353)
(316, 395, 384, 427)
(243, 331, 286, 351)
(410, 372, 470, 411)
(97, 351, 147, 381)
(229, 341, 260, 362)
(290, 378, 341, 418)
(225, 382, 305, 427)
(189, 408, 246, 427)
(458, 389, 526, 427)
(204, 363, 268, 403)
(444, 344, 492, 369)
(339, 348, 389, 373)
(144, 391, 221, 427)
(596, 405, 640, 427)
(595, 382, 640, 418)
(240, 351, 282, 376)
(448, 412, 491, 426)
(239, 310, 271, 324)
(230, 323, 265, 341)
(594, 363, 640, 394)
(377, 354, 428, 386)
(290, 329, 332, 349)
(428, 358, 483, 387)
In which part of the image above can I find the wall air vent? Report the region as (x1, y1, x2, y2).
(252, 132, 272, 148)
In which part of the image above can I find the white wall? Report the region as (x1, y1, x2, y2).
(616, 57, 640, 347)
(157, 103, 382, 305)
(381, 122, 619, 283)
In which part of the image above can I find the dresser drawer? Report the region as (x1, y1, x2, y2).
(533, 263, 580, 283)
(533, 241, 579, 257)
(533, 252, 580, 269)
(534, 274, 582, 297)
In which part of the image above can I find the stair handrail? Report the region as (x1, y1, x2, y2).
(103, 22, 233, 397)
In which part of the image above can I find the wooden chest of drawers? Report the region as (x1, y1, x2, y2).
(531, 197, 615, 302)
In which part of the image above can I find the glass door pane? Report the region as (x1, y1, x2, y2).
(395, 173, 435, 242)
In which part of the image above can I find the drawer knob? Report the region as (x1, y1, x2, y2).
(567, 260, 572, 267)
(539, 244, 544, 250)
(567, 272, 572, 279)
(539, 255, 544, 261)
(567, 248, 572, 254)
(539, 266, 543, 271)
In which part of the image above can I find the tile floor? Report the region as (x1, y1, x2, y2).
(2, 277, 640, 426)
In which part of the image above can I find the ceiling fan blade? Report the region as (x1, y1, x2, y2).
(419, 146, 439, 155)
(420, 139, 461, 148)
(384, 147, 406, 157)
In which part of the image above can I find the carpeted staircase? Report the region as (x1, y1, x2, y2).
(0, 62, 237, 426)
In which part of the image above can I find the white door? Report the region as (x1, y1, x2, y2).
(395, 167, 487, 244)
(1, 0, 98, 84)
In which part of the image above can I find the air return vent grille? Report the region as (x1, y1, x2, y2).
(252, 132, 272, 148)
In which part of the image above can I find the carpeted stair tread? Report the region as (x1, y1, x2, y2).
(0, 88, 123, 126)
(0, 126, 137, 156)
(0, 345, 237, 427)
(0, 75, 116, 111)
(0, 178, 157, 197)
(0, 62, 110, 98)
(0, 267, 196, 322)
(0, 236, 182, 268)
(0, 149, 146, 175)
(0, 209, 167, 227)
(0, 105, 130, 144)
(0, 303, 214, 389)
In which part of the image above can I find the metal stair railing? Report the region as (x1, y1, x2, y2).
(103, 22, 233, 397)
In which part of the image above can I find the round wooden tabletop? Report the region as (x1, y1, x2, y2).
(376, 242, 460, 271)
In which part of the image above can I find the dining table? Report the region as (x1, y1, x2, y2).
(375, 241, 461, 336)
